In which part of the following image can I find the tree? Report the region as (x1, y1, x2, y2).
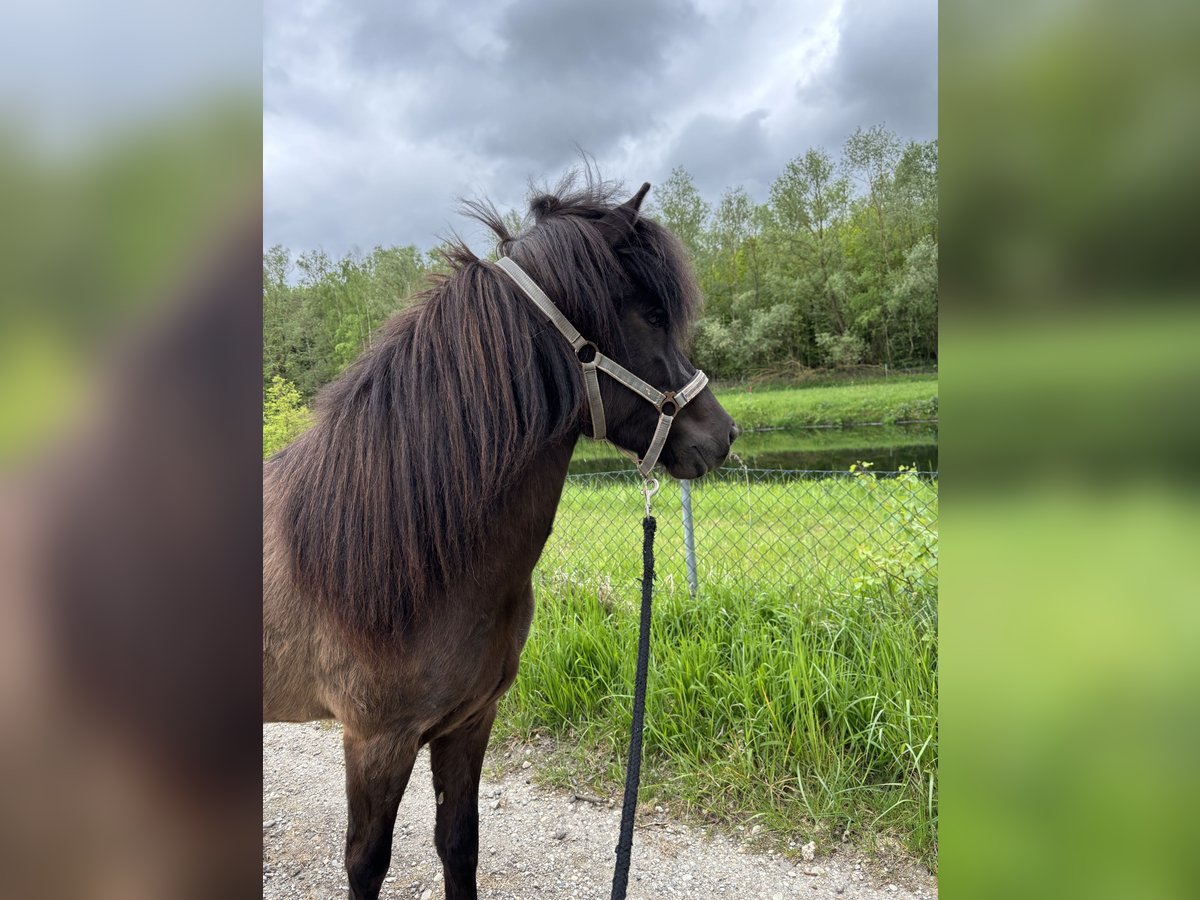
(766, 148, 853, 348)
(707, 186, 759, 317)
(262, 244, 294, 392)
(262, 245, 433, 400)
(841, 126, 907, 365)
(894, 139, 939, 244)
(263, 125, 939, 392)
(649, 166, 710, 261)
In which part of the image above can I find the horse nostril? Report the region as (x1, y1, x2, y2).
(730, 422, 741, 443)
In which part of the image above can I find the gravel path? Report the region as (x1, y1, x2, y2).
(264, 723, 936, 900)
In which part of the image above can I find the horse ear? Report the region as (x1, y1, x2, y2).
(624, 182, 651, 216)
(597, 182, 651, 245)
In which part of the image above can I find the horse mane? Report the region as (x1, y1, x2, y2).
(272, 170, 699, 638)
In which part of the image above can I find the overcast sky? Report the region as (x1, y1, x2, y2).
(264, 0, 936, 258)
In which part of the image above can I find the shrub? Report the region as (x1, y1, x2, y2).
(263, 375, 311, 457)
(815, 330, 867, 367)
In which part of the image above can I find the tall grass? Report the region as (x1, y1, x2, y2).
(495, 469, 938, 865)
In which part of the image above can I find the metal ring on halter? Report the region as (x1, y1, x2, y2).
(657, 391, 678, 417)
(575, 341, 598, 364)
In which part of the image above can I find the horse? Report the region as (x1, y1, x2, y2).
(263, 174, 738, 900)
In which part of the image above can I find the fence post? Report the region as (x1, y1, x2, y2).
(680, 478, 698, 597)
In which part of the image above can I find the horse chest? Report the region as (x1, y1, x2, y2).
(445, 587, 533, 701)
(359, 583, 531, 739)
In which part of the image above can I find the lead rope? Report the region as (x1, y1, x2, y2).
(611, 478, 659, 900)
(491, 257, 683, 893)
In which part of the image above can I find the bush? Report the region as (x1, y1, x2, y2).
(263, 375, 311, 457)
(815, 330, 867, 367)
(693, 302, 797, 378)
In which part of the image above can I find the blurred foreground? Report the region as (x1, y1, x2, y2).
(0, 4, 262, 897)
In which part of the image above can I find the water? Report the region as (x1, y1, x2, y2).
(723, 424, 938, 473)
(568, 422, 938, 476)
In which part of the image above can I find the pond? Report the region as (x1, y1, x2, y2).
(568, 422, 938, 476)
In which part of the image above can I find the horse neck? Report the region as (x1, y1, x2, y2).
(510, 431, 579, 522)
(486, 432, 580, 573)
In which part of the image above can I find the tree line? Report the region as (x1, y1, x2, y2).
(264, 125, 937, 400)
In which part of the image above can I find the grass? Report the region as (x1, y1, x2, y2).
(717, 376, 939, 432)
(493, 469, 939, 867)
(570, 421, 937, 466)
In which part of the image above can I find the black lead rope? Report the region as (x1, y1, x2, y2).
(611, 513, 657, 900)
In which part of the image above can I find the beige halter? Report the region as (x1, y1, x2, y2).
(495, 256, 709, 479)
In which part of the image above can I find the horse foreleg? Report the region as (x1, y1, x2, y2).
(343, 730, 417, 900)
(429, 703, 497, 900)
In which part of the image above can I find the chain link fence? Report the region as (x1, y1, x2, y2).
(536, 468, 939, 603)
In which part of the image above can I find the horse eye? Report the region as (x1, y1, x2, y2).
(645, 307, 668, 328)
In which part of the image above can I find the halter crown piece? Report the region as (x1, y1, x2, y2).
(495, 256, 708, 480)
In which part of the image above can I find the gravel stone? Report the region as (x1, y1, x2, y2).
(264, 723, 937, 899)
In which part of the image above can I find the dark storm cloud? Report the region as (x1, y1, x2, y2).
(265, 0, 936, 257)
(398, 0, 704, 171)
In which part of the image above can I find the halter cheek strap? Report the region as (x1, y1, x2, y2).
(495, 256, 708, 479)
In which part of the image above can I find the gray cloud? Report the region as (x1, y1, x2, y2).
(346, 5, 453, 72)
(665, 110, 773, 199)
(265, 0, 936, 257)
(500, 0, 700, 80)
(791, 0, 938, 154)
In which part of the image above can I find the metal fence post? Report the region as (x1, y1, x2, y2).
(680, 478, 698, 597)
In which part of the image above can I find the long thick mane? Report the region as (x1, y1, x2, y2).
(271, 172, 699, 637)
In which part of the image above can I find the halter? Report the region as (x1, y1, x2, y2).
(495, 256, 709, 480)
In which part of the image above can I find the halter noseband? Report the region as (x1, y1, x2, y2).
(495, 256, 709, 479)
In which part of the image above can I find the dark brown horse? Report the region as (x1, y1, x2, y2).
(262, 175, 737, 900)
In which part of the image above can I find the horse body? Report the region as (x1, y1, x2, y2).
(263, 175, 735, 899)
(263, 436, 573, 731)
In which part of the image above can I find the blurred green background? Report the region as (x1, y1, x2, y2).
(942, 2, 1200, 898)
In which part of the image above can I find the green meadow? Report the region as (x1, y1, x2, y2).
(495, 468, 939, 866)
(716, 374, 938, 430)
